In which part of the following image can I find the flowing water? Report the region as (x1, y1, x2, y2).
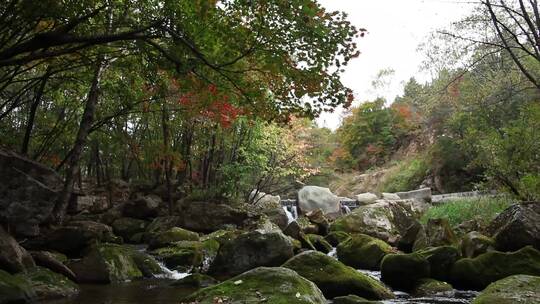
(283, 205, 298, 223)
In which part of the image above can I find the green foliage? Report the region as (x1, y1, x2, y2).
(379, 157, 429, 193)
(420, 197, 513, 227)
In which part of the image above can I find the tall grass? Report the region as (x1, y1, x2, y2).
(379, 157, 429, 193)
(421, 196, 514, 227)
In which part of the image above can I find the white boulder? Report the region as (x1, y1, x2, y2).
(355, 192, 379, 205)
(297, 186, 341, 217)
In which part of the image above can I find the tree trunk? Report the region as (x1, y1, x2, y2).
(51, 60, 105, 224)
(21, 70, 50, 155)
(161, 102, 174, 215)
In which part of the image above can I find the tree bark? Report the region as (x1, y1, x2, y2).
(21, 69, 50, 155)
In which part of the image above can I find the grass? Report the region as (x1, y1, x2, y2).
(420, 196, 514, 227)
(378, 157, 429, 193)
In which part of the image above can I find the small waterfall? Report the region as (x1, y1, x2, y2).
(343, 205, 352, 214)
(283, 206, 295, 224)
(327, 247, 337, 258)
(291, 206, 298, 219)
(155, 261, 190, 280)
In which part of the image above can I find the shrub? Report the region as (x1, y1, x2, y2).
(379, 157, 429, 192)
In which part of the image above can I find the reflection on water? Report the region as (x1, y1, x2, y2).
(47, 279, 196, 304)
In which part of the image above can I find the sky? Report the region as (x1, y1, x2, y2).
(315, 0, 476, 130)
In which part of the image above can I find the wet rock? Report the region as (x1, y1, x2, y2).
(123, 196, 160, 219)
(413, 278, 453, 297)
(460, 232, 495, 258)
(298, 186, 341, 217)
(337, 234, 394, 270)
(283, 221, 316, 251)
(416, 246, 460, 282)
(149, 241, 204, 271)
(488, 202, 540, 252)
(381, 253, 431, 291)
(397, 220, 422, 253)
(0, 269, 35, 303)
(333, 295, 383, 304)
(472, 274, 540, 304)
(305, 234, 333, 254)
(178, 201, 249, 233)
(209, 230, 294, 276)
(172, 273, 218, 288)
(183, 267, 326, 304)
(413, 218, 458, 251)
(111, 217, 149, 243)
(0, 227, 35, 274)
(324, 231, 351, 247)
(282, 251, 394, 300)
(68, 243, 156, 283)
(147, 227, 199, 250)
(18, 266, 78, 301)
(306, 209, 330, 235)
(450, 246, 540, 290)
(30, 251, 75, 281)
(0, 148, 62, 237)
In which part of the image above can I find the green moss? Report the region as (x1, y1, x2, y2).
(282, 251, 393, 300)
(472, 275, 540, 304)
(451, 246, 540, 290)
(97, 244, 144, 281)
(325, 231, 351, 246)
(337, 234, 393, 270)
(381, 253, 431, 291)
(148, 227, 199, 249)
(416, 246, 460, 282)
(18, 266, 79, 300)
(460, 232, 495, 258)
(0, 269, 35, 303)
(149, 241, 203, 271)
(305, 234, 333, 253)
(184, 267, 326, 304)
(413, 278, 453, 297)
(378, 157, 428, 193)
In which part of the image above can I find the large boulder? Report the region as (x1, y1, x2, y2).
(17, 266, 79, 301)
(330, 199, 428, 244)
(355, 193, 379, 205)
(396, 188, 432, 203)
(337, 234, 393, 270)
(306, 209, 330, 235)
(416, 246, 460, 282)
(250, 191, 289, 230)
(325, 231, 351, 247)
(178, 201, 249, 233)
(488, 202, 540, 251)
(30, 251, 75, 281)
(298, 186, 341, 217)
(68, 243, 161, 283)
(123, 196, 160, 219)
(0, 227, 35, 274)
(111, 217, 149, 243)
(282, 251, 394, 300)
(0, 269, 35, 304)
(209, 230, 294, 276)
(183, 267, 327, 304)
(39, 221, 120, 256)
(380, 253, 431, 291)
(305, 234, 333, 254)
(472, 274, 540, 304)
(451, 246, 540, 290)
(0, 149, 62, 237)
(149, 241, 204, 271)
(460, 232, 495, 258)
(147, 227, 199, 250)
(413, 218, 458, 251)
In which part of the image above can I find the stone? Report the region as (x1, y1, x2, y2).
(0, 227, 35, 274)
(147, 227, 199, 250)
(0, 269, 35, 303)
(472, 274, 540, 304)
(178, 201, 249, 233)
(381, 253, 431, 291)
(488, 202, 540, 252)
(305, 234, 333, 254)
(30, 251, 76, 281)
(283, 221, 316, 251)
(282, 251, 394, 300)
(416, 246, 460, 282)
(171, 273, 219, 288)
(123, 196, 160, 219)
(413, 218, 458, 251)
(68, 243, 158, 283)
(381, 193, 400, 200)
(460, 232, 495, 258)
(397, 221, 422, 253)
(355, 193, 379, 205)
(450, 246, 540, 290)
(209, 230, 294, 277)
(337, 234, 393, 270)
(396, 188, 432, 203)
(413, 278, 453, 297)
(298, 186, 341, 217)
(324, 231, 351, 247)
(143, 216, 182, 241)
(69, 194, 109, 214)
(333, 295, 383, 304)
(306, 209, 330, 235)
(149, 241, 204, 271)
(0, 148, 62, 237)
(111, 217, 149, 243)
(17, 266, 79, 301)
(250, 191, 288, 230)
(183, 267, 326, 304)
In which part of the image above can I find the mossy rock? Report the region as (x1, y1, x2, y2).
(130, 250, 163, 278)
(147, 227, 200, 250)
(17, 266, 79, 301)
(416, 246, 460, 282)
(450, 245, 540, 290)
(472, 275, 540, 304)
(306, 234, 333, 254)
(413, 218, 458, 251)
(325, 231, 351, 247)
(68, 243, 147, 283)
(143, 216, 182, 242)
(171, 273, 219, 288)
(460, 232, 495, 258)
(412, 278, 453, 297)
(337, 234, 393, 270)
(380, 253, 430, 291)
(111, 217, 149, 243)
(149, 241, 203, 271)
(282, 251, 393, 300)
(0, 269, 35, 304)
(183, 267, 326, 304)
(332, 295, 383, 304)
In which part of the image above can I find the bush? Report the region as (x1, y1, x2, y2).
(379, 157, 429, 192)
(420, 197, 513, 227)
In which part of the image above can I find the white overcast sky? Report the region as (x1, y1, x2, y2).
(315, 0, 476, 129)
